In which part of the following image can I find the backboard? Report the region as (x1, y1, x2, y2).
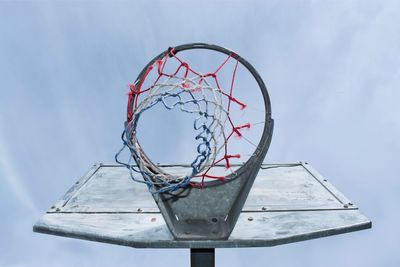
(33, 162, 371, 249)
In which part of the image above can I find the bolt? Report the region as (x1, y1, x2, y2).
(248, 217, 254, 221)
(343, 204, 348, 208)
(51, 206, 56, 209)
(137, 208, 142, 212)
(56, 208, 61, 212)
(262, 207, 267, 211)
(348, 202, 353, 206)
(323, 179, 328, 182)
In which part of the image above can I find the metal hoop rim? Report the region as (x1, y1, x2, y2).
(128, 43, 274, 188)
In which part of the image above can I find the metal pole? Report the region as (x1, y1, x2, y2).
(190, 248, 215, 267)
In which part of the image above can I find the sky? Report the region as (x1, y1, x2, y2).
(0, 0, 399, 266)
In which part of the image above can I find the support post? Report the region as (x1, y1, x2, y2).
(190, 248, 215, 267)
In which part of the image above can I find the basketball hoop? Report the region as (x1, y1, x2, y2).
(116, 43, 273, 195)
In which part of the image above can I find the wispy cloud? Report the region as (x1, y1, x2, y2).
(0, 130, 38, 214)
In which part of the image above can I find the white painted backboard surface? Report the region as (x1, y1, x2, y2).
(33, 163, 371, 248)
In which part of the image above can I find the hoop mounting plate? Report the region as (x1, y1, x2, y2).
(33, 163, 370, 248)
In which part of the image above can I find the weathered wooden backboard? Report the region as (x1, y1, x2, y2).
(33, 163, 371, 248)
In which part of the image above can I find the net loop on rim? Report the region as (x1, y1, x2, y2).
(116, 47, 252, 194)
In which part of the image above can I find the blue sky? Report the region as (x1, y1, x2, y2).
(0, 1, 399, 266)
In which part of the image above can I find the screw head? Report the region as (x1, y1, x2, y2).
(248, 217, 254, 221)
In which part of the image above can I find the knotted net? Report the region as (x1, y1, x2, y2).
(116, 46, 259, 194)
